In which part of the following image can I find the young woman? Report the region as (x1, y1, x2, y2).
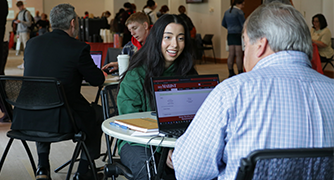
(117, 14, 197, 179)
(222, 0, 245, 77)
(36, 13, 50, 36)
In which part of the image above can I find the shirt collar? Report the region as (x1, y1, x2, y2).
(234, 6, 241, 10)
(252, 51, 312, 71)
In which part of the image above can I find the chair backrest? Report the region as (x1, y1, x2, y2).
(202, 34, 214, 45)
(331, 38, 334, 50)
(101, 84, 119, 120)
(0, 75, 78, 132)
(235, 148, 334, 180)
(104, 48, 122, 66)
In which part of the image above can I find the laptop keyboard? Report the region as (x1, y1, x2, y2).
(162, 129, 186, 138)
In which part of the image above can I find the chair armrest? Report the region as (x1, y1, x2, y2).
(104, 162, 133, 179)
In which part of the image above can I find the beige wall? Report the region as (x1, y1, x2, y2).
(43, 0, 107, 19)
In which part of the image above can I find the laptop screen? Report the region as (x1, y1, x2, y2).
(90, 51, 102, 68)
(151, 74, 219, 128)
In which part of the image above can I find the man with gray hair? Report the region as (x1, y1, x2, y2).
(263, 0, 292, 4)
(12, 4, 105, 180)
(172, 2, 334, 179)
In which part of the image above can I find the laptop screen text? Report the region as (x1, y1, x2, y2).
(152, 76, 219, 126)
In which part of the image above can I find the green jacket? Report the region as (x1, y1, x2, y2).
(117, 64, 176, 152)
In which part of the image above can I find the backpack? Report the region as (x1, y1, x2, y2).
(23, 10, 37, 38)
(145, 11, 153, 25)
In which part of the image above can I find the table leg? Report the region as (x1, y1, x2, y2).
(94, 86, 103, 104)
(155, 147, 169, 180)
(105, 134, 113, 164)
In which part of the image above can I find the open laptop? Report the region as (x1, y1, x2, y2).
(82, 51, 103, 83)
(151, 74, 219, 138)
(90, 51, 103, 68)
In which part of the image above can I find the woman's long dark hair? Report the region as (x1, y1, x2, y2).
(230, 0, 244, 13)
(119, 14, 196, 110)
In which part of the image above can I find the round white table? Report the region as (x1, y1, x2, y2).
(102, 111, 177, 180)
(82, 75, 119, 103)
(102, 111, 176, 147)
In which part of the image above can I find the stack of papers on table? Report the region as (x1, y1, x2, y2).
(131, 131, 159, 137)
(114, 118, 159, 133)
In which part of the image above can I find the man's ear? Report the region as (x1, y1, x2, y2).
(70, 18, 75, 28)
(143, 22, 149, 30)
(256, 37, 269, 58)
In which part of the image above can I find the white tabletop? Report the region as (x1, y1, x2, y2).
(82, 75, 119, 86)
(102, 111, 176, 148)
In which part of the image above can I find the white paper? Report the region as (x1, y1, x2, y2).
(131, 131, 159, 137)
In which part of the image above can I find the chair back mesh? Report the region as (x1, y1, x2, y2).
(202, 34, 214, 45)
(0, 76, 63, 110)
(101, 84, 119, 120)
(235, 148, 334, 180)
(252, 157, 333, 180)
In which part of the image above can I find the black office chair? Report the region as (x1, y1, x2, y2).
(104, 48, 123, 75)
(199, 34, 216, 64)
(321, 38, 334, 71)
(235, 147, 334, 180)
(0, 76, 99, 180)
(100, 83, 118, 162)
(100, 84, 133, 180)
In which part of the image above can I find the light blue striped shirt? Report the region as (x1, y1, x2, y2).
(173, 51, 334, 180)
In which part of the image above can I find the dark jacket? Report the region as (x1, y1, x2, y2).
(12, 29, 105, 133)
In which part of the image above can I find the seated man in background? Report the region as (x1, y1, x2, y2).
(102, 12, 151, 72)
(11, 4, 105, 180)
(172, 2, 334, 180)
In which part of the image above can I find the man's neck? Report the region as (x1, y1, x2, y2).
(63, 29, 73, 37)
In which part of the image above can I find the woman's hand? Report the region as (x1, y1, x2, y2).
(312, 39, 328, 48)
(102, 62, 118, 72)
(166, 149, 174, 169)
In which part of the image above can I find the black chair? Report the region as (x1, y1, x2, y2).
(100, 83, 118, 162)
(235, 147, 334, 180)
(0, 76, 98, 180)
(100, 84, 133, 180)
(104, 48, 123, 66)
(199, 34, 216, 64)
(321, 38, 334, 71)
(193, 34, 203, 62)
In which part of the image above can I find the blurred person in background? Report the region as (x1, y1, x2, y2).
(143, 0, 158, 25)
(178, 5, 196, 39)
(310, 14, 334, 65)
(157, 5, 169, 18)
(0, 0, 10, 122)
(83, 11, 89, 19)
(34, 10, 41, 22)
(121, 2, 134, 46)
(36, 13, 50, 36)
(15, 0, 32, 69)
(222, 0, 245, 77)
